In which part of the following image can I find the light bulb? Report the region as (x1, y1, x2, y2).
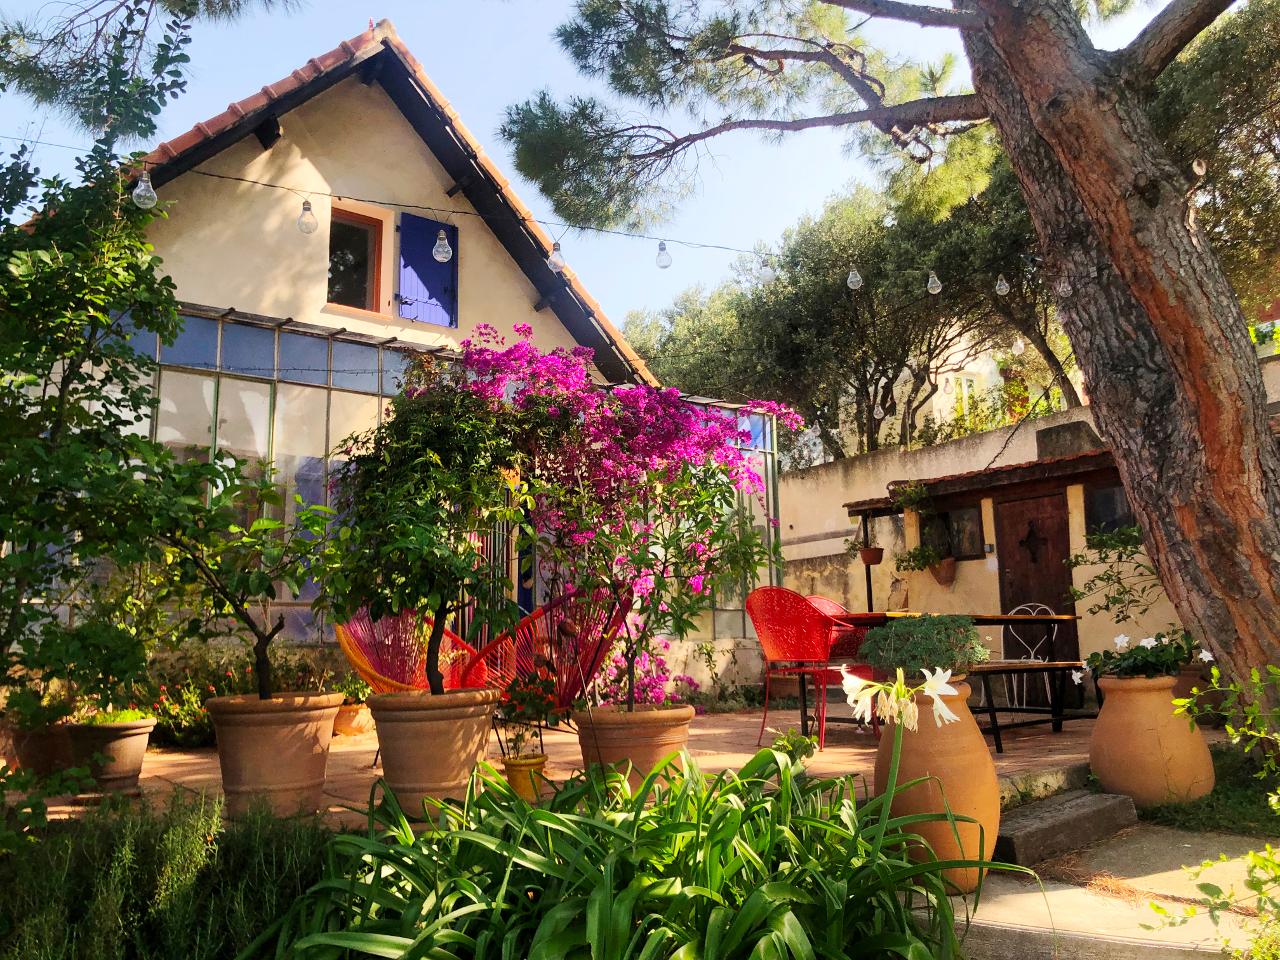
(546, 241, 566, 273)
(847, 267, 863, 290)
(873, 404, 885, 420)
(995, 274, 1011, 297)
(1012, 337, 1026, 356)
(943, 378, 953, 395)
(432, 228, 453, 263)
(759, 260, 776, 284)
(131, 170, 157, 209)
(655, 241, 673, 269)
(927, 271, 942, 295)
(297, 199, 318, 235)
(1054, 276, 1073, 298)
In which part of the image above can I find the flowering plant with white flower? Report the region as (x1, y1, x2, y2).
(841, 666, 963, 731)
(1083, 629, 1209, 679)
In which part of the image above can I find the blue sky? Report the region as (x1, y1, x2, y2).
(0, 0, 1155, 324)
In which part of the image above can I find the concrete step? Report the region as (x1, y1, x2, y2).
(995, 789, 1136, 866)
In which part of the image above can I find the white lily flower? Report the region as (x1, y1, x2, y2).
(1198, 648, 1215, 663)
(1114, 634, 1131, 651)
(1071, 669, 1084, 685)
(841, 666, 877, 723)
(1139, 637, 1158, 649)
(921, 667, 960, 727)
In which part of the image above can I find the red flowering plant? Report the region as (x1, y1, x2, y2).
(458, 326, 802, 710)
(499, 666, 562, 758)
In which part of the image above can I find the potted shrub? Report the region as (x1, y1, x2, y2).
(895, 544, 956, 587)
(847, 532, 883, 566)
(857, 614, 995, 893)
(151, 468, 343, 817)
(332, 673, 374, 737)
(318, 346, 543, 814)
(497, 668, 562, 802)
(1084, 631, 1215, 807)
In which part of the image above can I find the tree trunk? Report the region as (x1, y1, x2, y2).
(962, 0, 1280, 694)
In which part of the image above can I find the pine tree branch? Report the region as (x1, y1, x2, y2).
(825, 0, 984, 30)
(1123, 0, 1234, 82)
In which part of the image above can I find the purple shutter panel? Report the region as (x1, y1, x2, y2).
(398, 212, 458, 327)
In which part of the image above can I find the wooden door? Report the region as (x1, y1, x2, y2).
(994, 493, 1079, 672)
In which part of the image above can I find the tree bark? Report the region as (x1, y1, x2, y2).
(962, 0, 1280, 695)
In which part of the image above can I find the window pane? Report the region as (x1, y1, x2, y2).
(329, 391, 379, 452)
(947, 506, 985, 560)
(221, 322, 275, 377)
(331, 340, 379, 394)
(1085, 485, 1136, 535)
(279, 331, 329, 385)
(217, 377, 272, 464)
(381, 348, 412, 396)
(274, 383, 329, 517)
(155, 369, 215, 461)
(163, 314, 219, 369)
(328, 217, 374, 309)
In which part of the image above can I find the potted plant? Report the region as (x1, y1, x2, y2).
(895, 543, 956, 586)
(1084, 631, 1215, 807)
(497, 667, 562, 802)
(847, 532, 883, 567)
(857, 614, 996, 893)
(332, 673, 374, 737)
(319, 346, 542, 814)
(150, 465, 342, 817)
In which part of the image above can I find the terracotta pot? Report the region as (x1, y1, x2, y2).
(928, 557, 958, 587)
(1090, 675, 1215, 808)
(572, 703, 696, 787)
(502, 753, 548, 802)
(368, 688, 499, 815)
(67, 719, 156, 795)
(332, 702, 374, 737)
(206, 692, 343, 818)
(13, 724, 72, 777)
(859, 547, 885, 566)
(873, 680, 999, 894)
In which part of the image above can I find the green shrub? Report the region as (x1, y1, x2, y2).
(0, 792, 332, 960)
(861, 614, 989, 677)
(259, 745, 1021, 958)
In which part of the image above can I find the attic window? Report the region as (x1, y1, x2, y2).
(328, 210, 382, 311)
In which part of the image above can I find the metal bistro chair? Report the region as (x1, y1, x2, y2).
(747, 587, 874, 750)
(1001, 602, 1059, 709)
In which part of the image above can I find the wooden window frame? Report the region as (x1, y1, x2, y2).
(327, 207, 383, 313)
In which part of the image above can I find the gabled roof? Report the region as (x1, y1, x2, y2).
(143, 19, 655, 385)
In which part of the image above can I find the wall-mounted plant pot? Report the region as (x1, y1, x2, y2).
(928, 557, 958, 587)
(859, 547, 885, 566)
(67, 718, 156, 796)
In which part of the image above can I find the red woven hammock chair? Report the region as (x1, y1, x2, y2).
(335, 609, 483, 693)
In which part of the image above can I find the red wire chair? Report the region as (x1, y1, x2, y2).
(336, 609, 482, 693)
(747, 586, 875, 750)
(460, 586, 633, 709)
(805, 595, 872, 661)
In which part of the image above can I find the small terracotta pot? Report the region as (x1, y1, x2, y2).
(1090, 675, 1215, 808)
(332, 702, 374, 737)
(859, 547, 885, 566)
(13, 724, 72, 777)
(928, 557, 958, 587)
(572, 703, 696, 787)
(502, 753, 548, 802)
(206, 692, 343, 818)
(874, 679, 999, 894)
(368, 688, 499, 816)
(67, 719, 156, 795)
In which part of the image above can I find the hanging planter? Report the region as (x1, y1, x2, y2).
(928, 556, 958, 587)
(859, 546, 885, 566)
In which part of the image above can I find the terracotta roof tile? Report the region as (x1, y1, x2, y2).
(140, 20, 656, 385)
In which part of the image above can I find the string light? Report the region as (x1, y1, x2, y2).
(131, 170, 157, 209)
(995, 274, 1010, 297)
(873, 403, 885, 419)
(1011, 337, 1026, 356)
(943, 378, 953, 395)
(1054, 276, 1073, 298)
(758, 258, 777, 284)
(296, 199, 318, 235)
(432, 228, 454, 263)
(655, 241, 673, 269)
(546, 241, 566, 273)
(927, 271, 942, 295)
(847, 267, 863, 291)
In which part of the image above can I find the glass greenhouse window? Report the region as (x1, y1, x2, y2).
(163, 314, 218, 369)
(221, 323, 275, 378)
(279, 331, 329, 385)
(331, 340, 379, 394)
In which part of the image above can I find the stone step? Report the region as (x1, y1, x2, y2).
(995, 789, 1136, 866)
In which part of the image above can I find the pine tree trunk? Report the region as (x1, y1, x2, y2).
(962, 0, 1280, 693)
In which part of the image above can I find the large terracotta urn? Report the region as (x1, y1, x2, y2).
(206, 692, 343, 818)
(368, 688, 499, 816)
(66, 718, 156, 795)
(573, 703, 695, 787)
(1090, 675, 1215, 808)
(873, 679, 999, 894)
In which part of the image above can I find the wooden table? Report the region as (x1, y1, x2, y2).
(968, 659, 1095, 753)
(832, 611, 1080, 628)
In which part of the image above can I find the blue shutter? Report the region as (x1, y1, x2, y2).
(398, 213, 458, 327)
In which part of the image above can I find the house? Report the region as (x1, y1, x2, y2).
(127, 20, 775, 674)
